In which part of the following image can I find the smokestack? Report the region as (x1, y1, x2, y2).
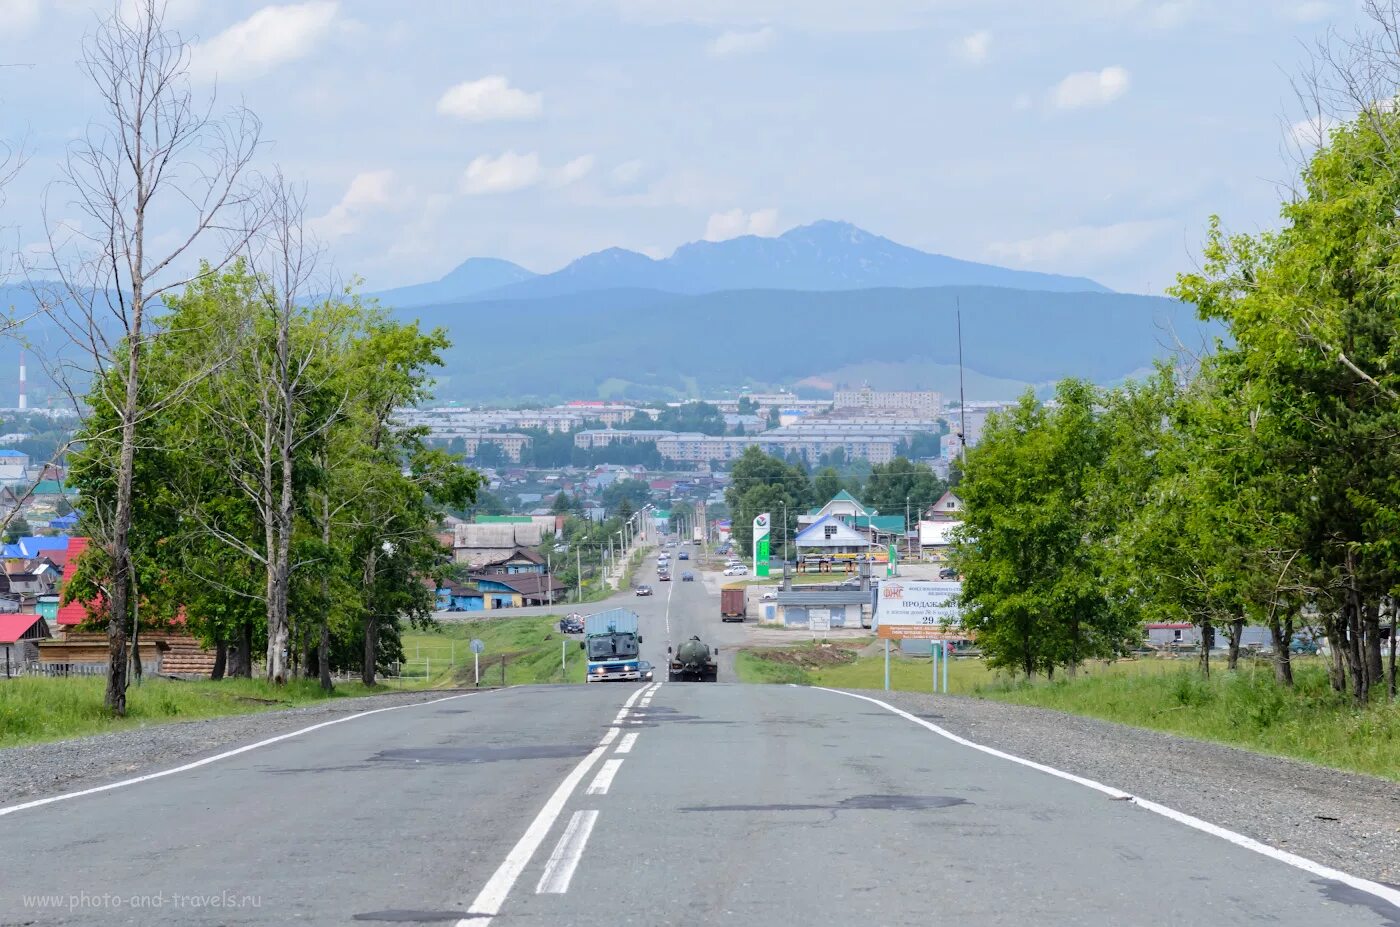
(17, 349, 26, 411)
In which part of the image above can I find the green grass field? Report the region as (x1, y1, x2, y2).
(736, 643, 1399, 780)
(0, 675, 385, 749)
(401, 615, 587, 686)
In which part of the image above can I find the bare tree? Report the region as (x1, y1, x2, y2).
(179, 174, 344, 685)
(42, 0, 260, 714)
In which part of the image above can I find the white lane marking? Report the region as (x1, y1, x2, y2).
(623, 686, 646, 709)
(535, 810, 600, 894)
(814, 687, 1400, 912)
(616, 732, 639, 754)
(665, 579, 673, 640)
(0, 692, 479, 819)
(586, 758, 624, 795)
(613, 709, 629, 724)
(598, 727, 620, 746)
(460, 743, 610, 923)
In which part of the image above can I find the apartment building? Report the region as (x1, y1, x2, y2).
(833, 388, 942, 417)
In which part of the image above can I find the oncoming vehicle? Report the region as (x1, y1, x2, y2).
(678, 551, 689, 560)
(681, 571, 695, 581)
(581, 609, 644, 682)
(558, 613, 585, 634)
(658, 571, 671, 581)
(635, 584, 653, 596)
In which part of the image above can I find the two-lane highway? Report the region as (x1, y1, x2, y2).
(1, 544, 1396, 925)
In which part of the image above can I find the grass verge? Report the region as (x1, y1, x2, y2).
(402, 615, 586, 687)
(0, 676, 386, 749)
(736, 644, 1399, 781)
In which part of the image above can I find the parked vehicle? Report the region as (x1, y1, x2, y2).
(635, 584, 653, 596)
(445, 604, 466, 612)
(721, 585, 747, 621)
(723, 565, 748, 576)
(938, 566, 958, 580)
(761, 591, 776, 601)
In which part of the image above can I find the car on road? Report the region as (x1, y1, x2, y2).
(681, 571, 695, 581)
(838, 578, 860, 590)
(723, 565, 748, 576)
(445, 604, 467, 612)
(658, 572, 671, 581)
(558, 614, 585, 634)
(635, 584, 653, 596)
(678, 551, 689, 560)
(761, 591, 776, 601)
(938, 566, 959, 580)
(638, 660, 655, 681)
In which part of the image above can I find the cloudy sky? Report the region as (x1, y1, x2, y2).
(0, 0, 1366, 294)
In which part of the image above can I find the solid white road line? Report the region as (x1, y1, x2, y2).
(0, 692, 480, 819)
(598, 727, 621, 746)
(616, 732, 639, 754)
(623, 686, 646, 709)
(586, 758, 624, 796)
(815, 687, 1400, 912)
(535, 809, 600, 895)
(613, 709, 630, 724)
(460, 743, 610, 923)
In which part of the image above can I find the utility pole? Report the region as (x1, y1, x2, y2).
(576, 546, 583, 602)
(957, 301, 968, 469)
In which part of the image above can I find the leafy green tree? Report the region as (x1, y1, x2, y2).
(812, 467, 843, 505)
(724, 447, 812, 555)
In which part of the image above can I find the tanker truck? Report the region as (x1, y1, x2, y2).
(667, 635, 718, 682)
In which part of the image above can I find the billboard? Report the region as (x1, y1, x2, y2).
(874, 580, 962, 640)
(752, 512, 771, 578)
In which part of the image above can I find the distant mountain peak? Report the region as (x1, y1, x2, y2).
(374, 219, 1111, 308)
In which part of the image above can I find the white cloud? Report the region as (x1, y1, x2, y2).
(190, 1, 338, 81)
(1050, 66, 1130, 109)
(704, 207, 781, 241)
(707, 25, 775, 57)
(956, 30, 991, 64)
(1290, 114, 1339, 148)
(436, 76, 543, 122)
(987, 220, 1171, 267)
(1291, 1, 1331, 22)
(1013, 92, 1034, 111)
(1148, 1, 1193, 28)
(0, 0, 39, 34)
(611, 160, 645, 186)
(552, 154, 596, 186)
(310, 169, 395, 238)
(461, 151, 542, 195)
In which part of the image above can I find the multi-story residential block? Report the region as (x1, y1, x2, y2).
(833, 387, 942, 417)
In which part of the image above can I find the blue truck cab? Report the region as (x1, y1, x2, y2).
(581, 609, 644, 682)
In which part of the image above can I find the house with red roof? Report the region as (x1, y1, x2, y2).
(0, 613, 50, 676)
(39, 536, 217, 677)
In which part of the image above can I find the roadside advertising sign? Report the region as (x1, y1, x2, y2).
(874, 580, 962, 640)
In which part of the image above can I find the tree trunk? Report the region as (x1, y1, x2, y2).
(1361, 599, 1382, 693)
(1226, 617, 1244, 671)
(211, 639, 227, 680)
(1198, 620, 1213, 678)
(319, 615, 333, 693)
(1268, 613, 1294, 687)
(1344, 579, 1367, 704)
(1325, 618, 1347, 693)
(319, 490, 334, 693)
(362, 547, 379, 686)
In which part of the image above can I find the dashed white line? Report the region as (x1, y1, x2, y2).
(623, 686, 646, 708)
(613, 709, 629, 724)
(615, 732, 639, 754)
(814, 687, 1400, 913)
(586, 758, 624, 796)
(458, 695, 637, 925)
(535, 810, 600, 895)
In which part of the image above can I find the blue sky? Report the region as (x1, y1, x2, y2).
(0, 0, 1365, 294)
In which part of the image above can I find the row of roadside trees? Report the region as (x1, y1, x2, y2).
(0, 2, 479, 713)
(954, 41, 1400, 702)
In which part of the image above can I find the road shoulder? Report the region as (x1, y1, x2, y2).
(861, 689, 1400, 886)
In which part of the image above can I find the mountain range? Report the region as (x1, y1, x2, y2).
(369, 221, 1111, 308)
(0, 221, 1209, 408)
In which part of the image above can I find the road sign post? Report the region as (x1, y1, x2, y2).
(470, 638, 484, 686)
(884, 638, 891, 691)
(942, 641, 949, 693)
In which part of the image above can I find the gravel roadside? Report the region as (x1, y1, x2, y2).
(0, 688, 486, 805)
(858, 689, 1400, 886)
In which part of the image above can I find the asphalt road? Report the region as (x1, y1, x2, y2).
(1, 544, 1396, 926)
